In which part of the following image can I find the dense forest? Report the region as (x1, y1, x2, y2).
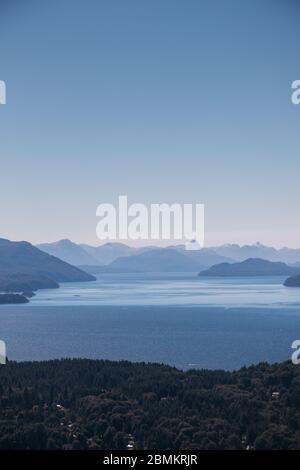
(0, 358, 299, 450)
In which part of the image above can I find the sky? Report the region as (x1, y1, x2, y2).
(0, 0, 300, 248)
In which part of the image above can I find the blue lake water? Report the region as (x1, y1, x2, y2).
(29, 273, 300, 308)
(1, 273, 300, 370)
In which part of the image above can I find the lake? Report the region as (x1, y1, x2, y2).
(30, 273, 300, 308)
(0, 273, 300, 370)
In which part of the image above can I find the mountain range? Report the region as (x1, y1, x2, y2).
(37, 240, 154, 266)
(102, 248, 206, 273)
(37, 240, 300, 273)
(210, 242, 300, 264)
(2, 237, 300, 303)
(284, 275, 300, 287)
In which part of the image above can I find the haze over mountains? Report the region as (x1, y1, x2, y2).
(105, 249, 206, 273)
(37, 239, 99, 266)
(210, 242, 300, 264)
(37, 240, 153, 266)
(37, 239, 300, 273)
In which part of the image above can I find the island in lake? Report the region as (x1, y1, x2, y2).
(199, 258, 300, 277)
(284, 275, 300, 287)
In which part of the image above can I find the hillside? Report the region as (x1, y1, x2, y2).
(107, 248, 205, 272)
(284, 275, 300, 287)
(80, 242, 139, 265)
(39, 240, 159, 266)
(0, 239, 95, 290)
(0, 358, 299, 450)
(0, 273, 59, 293)
(37, 239, 99, 266)
(0, 293, 29, 304)
(199, 258, 300, 277)
(173, 245, 234, 266)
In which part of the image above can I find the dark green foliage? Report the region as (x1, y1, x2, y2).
(0, 359, 299, 450)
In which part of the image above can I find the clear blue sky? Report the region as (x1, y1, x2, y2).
(0, 0, 299, 247)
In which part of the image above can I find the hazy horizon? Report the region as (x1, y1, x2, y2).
(2, 235, 300, 251)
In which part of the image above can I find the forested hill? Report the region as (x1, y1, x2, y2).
(199, 258, 300, 277)
(0, 359, 299, 450)
(0, 239, 95, 295)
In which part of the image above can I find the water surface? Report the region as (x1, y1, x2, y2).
(0, 274, 300, 370)
(30, 273, 300, 308)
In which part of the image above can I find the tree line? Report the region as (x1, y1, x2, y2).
(0, 358, 299, 450)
